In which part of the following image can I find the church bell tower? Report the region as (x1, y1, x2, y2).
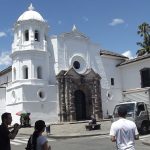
(6, 4, 57, 124)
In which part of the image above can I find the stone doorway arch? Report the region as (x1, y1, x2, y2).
(74, 90, 86, 121)
(56, 68, 103, 122)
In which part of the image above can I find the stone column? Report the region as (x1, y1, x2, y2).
(58, 77, 66, 122)
(91, 81, 95, 116)
(94, 79, 102, 120)
(65, 77, 70, 121)
(68, 78, 76, 121)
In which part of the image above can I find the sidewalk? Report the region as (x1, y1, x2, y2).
(142, 139, 150, 146)
(18, 120, 111, 139)
(18, 120, 150, 146)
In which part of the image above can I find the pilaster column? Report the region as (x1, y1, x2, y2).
(65, 77, 70, 121)
(68, 78, 75, 121)
(58, 77, 66, 122)
(92, 79, 101, 120)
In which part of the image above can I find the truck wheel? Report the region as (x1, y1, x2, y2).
(140, 123, 148, 135)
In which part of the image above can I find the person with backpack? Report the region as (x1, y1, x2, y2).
(26, 120, 51, 150)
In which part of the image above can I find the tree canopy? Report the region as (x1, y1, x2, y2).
(136, 22, 150, 56)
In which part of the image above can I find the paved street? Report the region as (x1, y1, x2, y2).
(11, 135, 55, 150)
(11, 134, 150, 150)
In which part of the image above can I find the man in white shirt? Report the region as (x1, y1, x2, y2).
(110, 106, 139, 150)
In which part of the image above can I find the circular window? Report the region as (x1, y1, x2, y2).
(106, 91, 113, 101)
(37, 89, 46, 101)
(70, 55, 87, 74)
(73, 61, 80, 69)
(39, 91, 44, 98)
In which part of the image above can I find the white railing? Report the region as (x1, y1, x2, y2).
(12, 41, 47, 52)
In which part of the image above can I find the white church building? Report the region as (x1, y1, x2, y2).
(0, 4, 150, 124)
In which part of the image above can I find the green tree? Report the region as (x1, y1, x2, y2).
(136, 22, 150, 56)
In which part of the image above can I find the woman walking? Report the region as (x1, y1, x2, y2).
(26, 120, 51, 150)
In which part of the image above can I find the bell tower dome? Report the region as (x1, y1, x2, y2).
(12, 3, 49, 53)
(11, 4, 52, 83)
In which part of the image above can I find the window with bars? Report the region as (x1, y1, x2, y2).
(140, 68, 150, 88)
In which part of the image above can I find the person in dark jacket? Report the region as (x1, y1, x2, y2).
(0, 112, 20, 150)
(89, 115, 97, 125)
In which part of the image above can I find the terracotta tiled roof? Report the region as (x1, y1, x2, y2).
(118, 53, 150, 66)
(0, 66, 12, 76)
(100, 49, 128, 59)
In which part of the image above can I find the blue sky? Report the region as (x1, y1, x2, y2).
(0, 0, 150, 70)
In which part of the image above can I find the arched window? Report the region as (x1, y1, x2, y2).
(140, 68, 150, 88)
(13, 67, 16, 81)
(23, 66, 28, 79)
(44, 34, 47, 41)
(35, 30, 39, 41)
(37, 66, 42, 79)
(24, 30, 29, 41)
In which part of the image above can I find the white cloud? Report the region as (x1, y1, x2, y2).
(0, 32, 6, 37)
(0, 51, 12, 66)
(109, 18, 125, 26)
(122, 50, 133, 59)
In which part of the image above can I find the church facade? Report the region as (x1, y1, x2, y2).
(0, 4, 150, 124)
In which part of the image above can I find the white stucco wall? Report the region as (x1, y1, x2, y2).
(6, 84, 58, 124)
(55, 32, 93, 74)
(11, 51, 52, 82)
(0, 88, 6, 123)
(119, 58, 150, 91)
(93, 55, 124, 117)
(6, 103, 23, 124)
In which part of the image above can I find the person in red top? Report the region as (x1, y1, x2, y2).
(0, 112, 20, 150)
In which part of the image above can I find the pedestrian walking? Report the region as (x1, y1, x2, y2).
(26, 120, 51, 150)
(110, 106, 139, 150)
(0, 112, 20, 150)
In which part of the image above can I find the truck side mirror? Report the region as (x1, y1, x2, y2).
(136, 110, 140, 116)
(109, 114, 113, 119)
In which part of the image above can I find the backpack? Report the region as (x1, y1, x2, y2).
(25, 135, 34, 150)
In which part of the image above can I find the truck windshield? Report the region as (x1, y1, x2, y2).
(113, 103, 135, 117)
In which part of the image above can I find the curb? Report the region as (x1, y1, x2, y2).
(142, 141, 150, 146)
(47, 132, 109, 139)
(19, 132, 109, 139)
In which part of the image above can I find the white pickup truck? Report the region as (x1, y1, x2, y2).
(112, 101, 150, 134)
